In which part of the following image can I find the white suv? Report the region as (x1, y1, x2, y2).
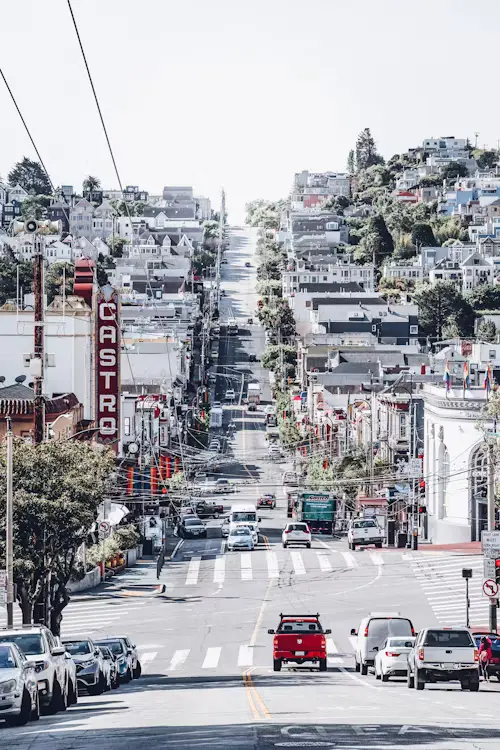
(282, 522, 312, 548)
(225, 389, 235, 401)
(0, 626, 68, 713)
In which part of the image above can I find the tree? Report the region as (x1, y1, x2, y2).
(306, 457, 334, 490)
(106, 236, 128, 258)
(0, 258, 33, 306)
(8, 157, 51, 195)
(258, 300, 296, 337)
(256, 279, 282, 298)
(354, 128, 384, 171)
(46, 261, 74, 304)
(96, 253, 114, 286)
(82, 176, 101, 193)
(466, 285, 500, 311)
(477, 319, 498, 343)
(0, 440, 114, 632)
(21, 195, 50, 221)
(413, 281, 475, 340)
(260, 344, 297, 378)
(362, 214, 394, 267)
(347, 150, 355, 173)
(474, 150, 498, 170)
(411, 222, 436, 247)
(442, 161, 468, 180)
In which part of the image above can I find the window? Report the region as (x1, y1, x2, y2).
(305, 301, 311, 308)
(489, 350, 496, 360)
(124, 417, 131, 436)
(410, 325, 418, 334)
(399, 413, 407, 440)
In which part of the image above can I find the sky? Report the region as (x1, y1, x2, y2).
(1, 0, 500, 222)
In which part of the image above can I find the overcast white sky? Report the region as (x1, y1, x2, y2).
(1, 0, 499, 222)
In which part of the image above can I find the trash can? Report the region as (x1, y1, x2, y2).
(387, 520, 395, 547)
(396, 532, 407, 549)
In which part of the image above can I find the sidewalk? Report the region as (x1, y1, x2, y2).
(418, 541, 482, 554)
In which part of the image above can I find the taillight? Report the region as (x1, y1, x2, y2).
(274, 638, 278, 648)
(418, 648, 424, 660)
(285, 529, 291, 534)
(411, 627, 415, 636)
(363, 627, 369, 637)
(321, 638, 326, 648)
(474, 649, 479, 662)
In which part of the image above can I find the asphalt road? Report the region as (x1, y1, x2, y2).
(5, 227, 500, 748)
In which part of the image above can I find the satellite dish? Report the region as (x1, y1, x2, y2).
(0, 376, 5, 384)
(15, 375, 27, 384)
(28, 382, 34, 389)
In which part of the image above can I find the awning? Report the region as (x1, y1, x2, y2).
(96, 502, 130, 527)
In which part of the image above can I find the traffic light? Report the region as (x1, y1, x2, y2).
(496, 558, 500, 587)
(418, 505, 427, 515)
(323, 459, 329, 470)
(419, 480, 426, 498)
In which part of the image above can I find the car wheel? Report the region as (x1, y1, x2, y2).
(112, 674, 120, 690)
(361, 662, 368, 675)
(375, 542, 382, 549)
(31, 689, 40, 721)
(6, 688, 31, 726)
(58, 680, 68, 712)
(88, 672, 105, 696)
(273, 659, 282, 672)
(407, 669, 414, 689)
(133, 661, 142, 679)
(415, 668, 425, 690)
(354, 658, 360, 673)
(69, 679, 78, 705)
(375, 666, 381, 680)
(45, 680, 61, 715)
(319, 658, 327, 672)
(382, 672, 389, 682)
(469, 679, 480, 692)
(306, 543, 311, 548)
(283, 543, 287, 548)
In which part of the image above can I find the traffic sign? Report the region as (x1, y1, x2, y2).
(98, 521, 111, 539)
(483, 579, 499, 597)
(484, 557, 497, 580)
(482, 531, 500, 556)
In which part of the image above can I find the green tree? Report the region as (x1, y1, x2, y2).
(106, 236, 128, 258)
(413, 281, 475, 340)
(347, 150, 355, 173)
(21, 195, 50, 221)
(258, 300, 296, 337)
(466, 285, 500, 311)
(354, 128, 384, 171)
(82, 176, 101, 193)
(260, 344, 297, 378)
(442, 161, 468, 180)
(203, 220, 220, 240)
(411, 222, 436, 247)
(8, 157, 51, 195)
(46, 261, 74, 304)
(96, 253, 114, 286)
(0, 258, 33, 306)
(362, 214, 394, 267)
(477, 319, 498, 343)
(256, 279, 282, 298)
(257, 258, 281, 281)
(0, 440, 114, 632)
(474, 150, 498, 170)
(306, 456, 333, 490)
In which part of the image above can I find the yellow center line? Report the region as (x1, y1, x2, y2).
(242, 670, 260, 719)
(243, 668, 272, 720)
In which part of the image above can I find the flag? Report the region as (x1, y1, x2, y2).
(443, 360, 451, 391)
(463, 361, 470, 390)
(484, 362, 493, 392)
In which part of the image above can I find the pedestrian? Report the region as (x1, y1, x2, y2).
(479, 635, 493, 681)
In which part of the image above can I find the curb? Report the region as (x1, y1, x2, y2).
(169, 539, 184, 560)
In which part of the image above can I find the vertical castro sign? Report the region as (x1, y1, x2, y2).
(95, 285, 120, 449)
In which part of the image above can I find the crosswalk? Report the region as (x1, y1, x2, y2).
(409, 553, 487, 626)
(175, 547, 403, 587)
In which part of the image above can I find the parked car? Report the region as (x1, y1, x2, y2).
(178, 517, 207, 538)
(209, 440, 221, 452)
(247, 403, 257, 412)
(258, 494, 276, 509)
(248, 353, 257, 362)
(268, 613, 331, 672)
(212, 401, 222, 409)
(269, 445, 282, 460)
(0, 625, 68, 714)
(0, 643, 40, 725)
(196, 500, 224, 518)
(472, 631, 500, 680)
(245, 262, 251, 267)
(58, 638, 78, 705)
(99, 645, 120, 689)
(407, 627, 479, 691)
(62, 638, 107, 695)
(351, 613, 414, 675)
(227, 527, 255, 551)
(374, 636, 415, 682)
(225, 389, 235, 401)
(95, 639, 133, 683)
(282, 522, 311, 549)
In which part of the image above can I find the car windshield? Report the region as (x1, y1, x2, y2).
(0, 634, 43, 656)
(352, 520, 377, 528)
(424, 630, 474, 647)
(96, 641, 124, 656)
(287, 524, 308, 532)
(63, 640, 92, 656)
(0, 645, 18, 668)
(368, 618, 413, 640)
(185, 519, 202, 526)
(232, 512, 256, 522)
(231, 528, 251, 536)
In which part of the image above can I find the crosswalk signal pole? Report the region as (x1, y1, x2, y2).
(492, 559, 500, 633)
(5, 418, 14, 629)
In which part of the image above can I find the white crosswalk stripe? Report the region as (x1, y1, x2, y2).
(140, 652, 157, 673)
(410, 554, 486, 625)
(169, 649, 190, 671)
(340, 551, 358, 568)
(290, 550, 305, 575)
(185, 556, 201, 585)
(240, 553, 253, 580)
(214, 556, 225, 584)
(327, 637, 343, 665)
(237, 645, 254, 666)
(316, 551, 332, 572)
(266, 551, 279, 578)
(202, 647, 221, 668)
(368, 552, 384, 566)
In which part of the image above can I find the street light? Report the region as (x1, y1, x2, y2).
(462, 568, 473, 628)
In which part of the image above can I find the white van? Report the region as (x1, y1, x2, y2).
(351, 612, 414, 675)
(227, 503, 260, 543)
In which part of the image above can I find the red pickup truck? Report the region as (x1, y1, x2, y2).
(268, 613, 331, 672)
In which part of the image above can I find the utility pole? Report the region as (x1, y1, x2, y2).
(487, 440, 496, 531)
(215, 188, 225, 307)
(33, 233, 45, 445)
(5, 418, 14, 629)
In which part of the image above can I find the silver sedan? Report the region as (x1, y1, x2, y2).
(227, 527, 255, 551)
(0, 643, 39, 725)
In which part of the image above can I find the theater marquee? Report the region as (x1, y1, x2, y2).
(95, 285, 120, 448)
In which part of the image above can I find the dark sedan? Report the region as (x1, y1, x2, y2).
(258, 494, 276, 509)
(179, 517, 207, 538)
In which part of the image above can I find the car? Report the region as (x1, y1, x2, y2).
(247, 318, 253, 325)
(248, 353, 257, 362)
(351, 613, 415, 676)
(225, 389, 235, 401)
(209, 440, 221, 452)
(269, 445, 282, 460)
(472, 631, 500, 680)
(0, 625, 68, 714)
(95, 637, 141, 681)
(268, 614, 331, 672)
(245, 262, 251, 267)
(282, 522, 311, 548)
(0, 642, 40, 725)
(62, 638, 108, 695)
(221, 518, 230, 537)
(220, 290, 227, 297)
(247, 403, 257, 412)
(99, 645, 120, 689)
(221, 258, 228, 264)
(282, 472, 298, 486)
(212, 400, 222, 409)
(58, 638, 78, 706)
(208, 373, 217, 382)
(258, 494, 276, 509)
(195, 500, 224, 518)
(347, 518, 385, 549)
(374, 636, 415, 682)
(179, 517, 207, 538)
(407, 627, 479, 691)
(227, 527, 255, 551)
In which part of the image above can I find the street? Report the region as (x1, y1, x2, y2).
(4, 227, 500, 749)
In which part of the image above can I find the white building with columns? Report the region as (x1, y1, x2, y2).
(423, 383, 493, 544)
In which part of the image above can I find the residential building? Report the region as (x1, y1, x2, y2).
(422, 137, 469, 159)
(122, 185, 149, 203)
(382, 259, 424, 283)
(283, 256, 374, 296)
(7, 184, 28, 203)
(2, 199, 22, 228)
(70, 198, 95, 239)
(92, 199, 115, 239)
(47, 202, 70, 234)
(0, 384, 83, 442)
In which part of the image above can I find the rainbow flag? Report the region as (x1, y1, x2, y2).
(463, 361, 470, 390)
(484, 362, 493, 392)
(443, 360, 451, 391)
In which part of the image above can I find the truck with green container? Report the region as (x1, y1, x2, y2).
(292, 491, 336, 535)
